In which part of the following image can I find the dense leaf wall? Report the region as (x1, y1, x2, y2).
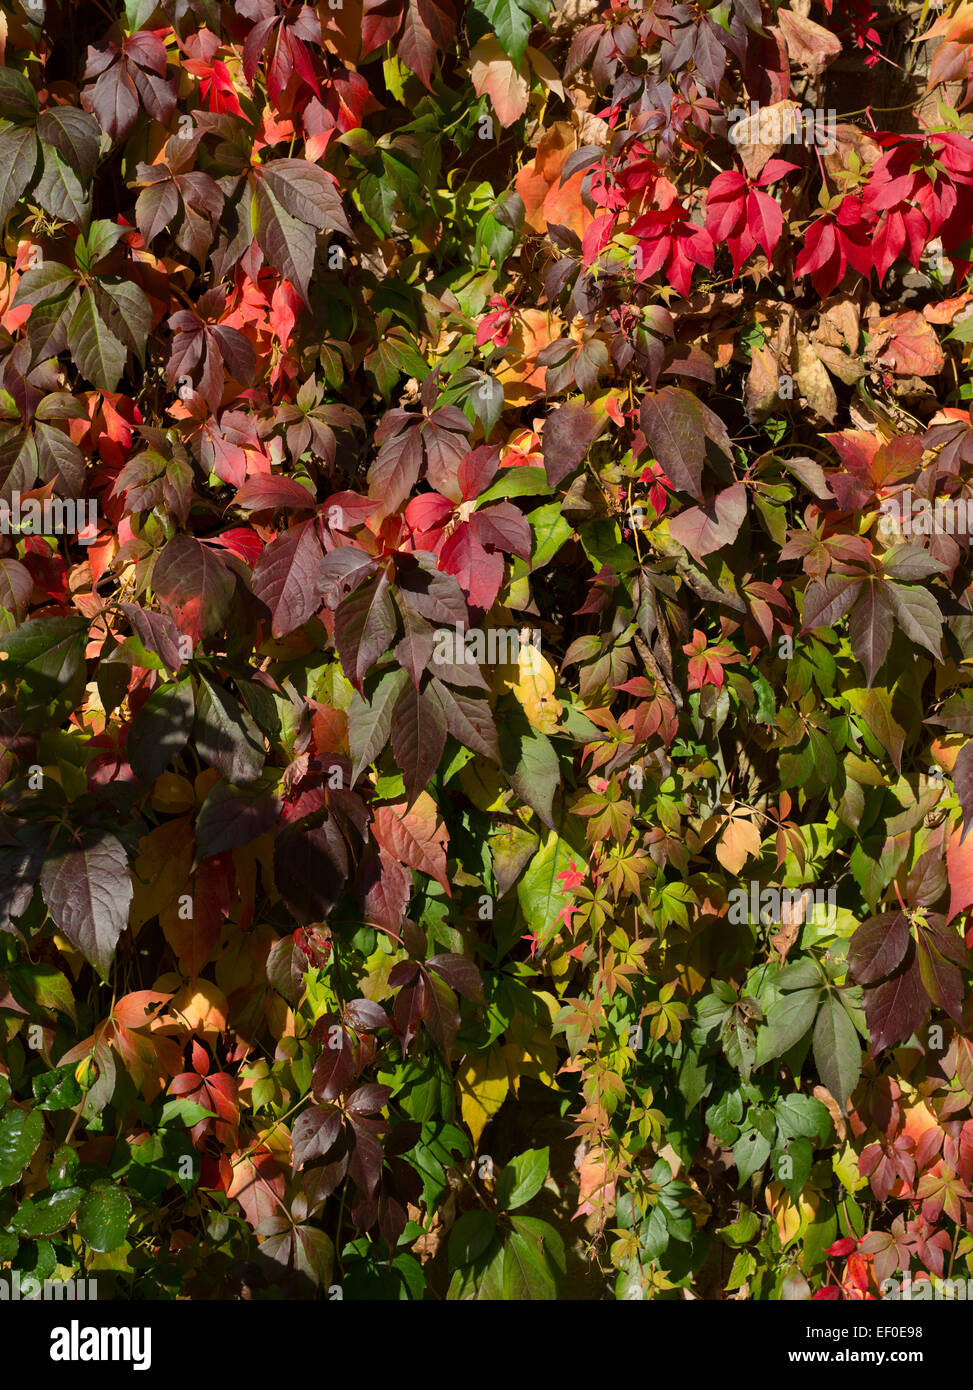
(1, 0, 973, 1300)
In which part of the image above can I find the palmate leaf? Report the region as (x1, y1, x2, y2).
(391, 678, 447, 806)
(252, 176, 316, 305)
(66, 288, 126, 390)
(252, 520, 325, 638)
(334, 570, 398, 692)
(40, 833, 134, 979)
(128, 675, 195, 785)
(0, 122, 38, 225)
(152, 535, 235, 642)
(348, 667, 409, 782)
(811, 992, 861, 1113)
(36, 106, 102, 182)
(34, 145, 90, 226)
(194, 676, 266, 784)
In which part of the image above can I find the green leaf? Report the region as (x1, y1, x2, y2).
(447, 1209, 497, 1266)
(476, 0, 533, 66)
(160, 1098, 218, 1128)
(775, 1092, 830, 1144)
(527, 501, 573, 571)
(10, 1186, 83, 1236)
(92, 279, 152, 361)
(755, 986, 819, 1065)
(496, 1146, 549, 1210)
(0, 66, 39, 119)
(67, 288, 126, 390)
(733, 1122, 772, 1185)
(812, 993, 862, 1113)
(718, 1207, 761, 1247)
(348, 668, 409, 782)
(500, 1229, 557, 1299)
(501, 717, 559, 827)
(517, 830, 576, 945)
(0, 617, 87, 706)
(77, 1184, 132, 1253)
(476, 465, 551, 506)
(0, 1108, 43, 1188)
(36, 107, 101, 183)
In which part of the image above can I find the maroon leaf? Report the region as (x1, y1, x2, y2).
(801, 573, 861, 632)
(152, 535, 235, 643)
(849, 579, 894, 688)
(311, 1020, 356, 1101)
(367, 423, 423, 512)
(863, 944, 930, 1056)
(427, 952, 484, 1003)
(275, 824, 348, 927)
(334, 569, 398, 691)
(120, 602, 186, 673)
(542, 401, 602, 487)
(639, 388, 711, 501)
(391, 679, 447, 807)
(430, 678, 499, 762)
(848, 912, 911, 986)
(667, 484, 747, 558)
(291, 1106, 342, 1170)
(39, 833, 133, 979)
(344, 999, 389, 1032)
(252, 520, 325, 638)
(232, 475, 317, 514)
(346, 1084, 390, 1116)
(420, 969, 461, 1057)
(194, 783, 279, 864)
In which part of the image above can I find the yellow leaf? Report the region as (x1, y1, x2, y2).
(505, 642, 562, 733)
(52, 933, 85, 980)
(525, 45, 564, 100)
(150, 772, 195, 813)
(501, 1004, 559, 1093)
(716, 810, 762, 874)
(156, 974, 228, 1042)
(459, 754, 507, 811)
(130, 817, 193, 931)
(458, 1047, 509, 1147)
